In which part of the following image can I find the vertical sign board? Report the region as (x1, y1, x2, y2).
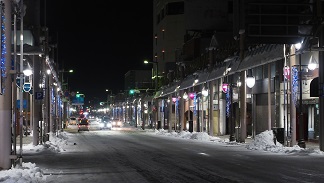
(0, 66, 2, 94)
(0, 8, 2, 95)
(16, 99, 27, 109)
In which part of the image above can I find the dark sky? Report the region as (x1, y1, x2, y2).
(45, 1, 153, 104)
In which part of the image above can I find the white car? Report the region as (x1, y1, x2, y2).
(112, 121, 122, 127)
(99, 121, 112, 130)
(69, 117, 77, 125)
(99, 116, 112, 130)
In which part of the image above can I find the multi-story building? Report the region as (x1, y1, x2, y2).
(147, 0, 324, 151)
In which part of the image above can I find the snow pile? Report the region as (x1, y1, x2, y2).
(246, 130, 282, 151)
(0, 162, 47, 183)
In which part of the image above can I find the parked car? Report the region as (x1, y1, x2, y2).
(99, 116, 112, 130)
(78, 119, 90, 132)
(69, 117, 77, 125)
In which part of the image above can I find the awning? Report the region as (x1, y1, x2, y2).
(227, 56, 241, 75)
(178, 58, 236, 89)
(158, 82, 181, 98)
(237, 44, 284, 72)
(179, 75, 196, 90)
(157, 45, 284, 96)
(153, 90, 162, 99)
(196, 70, 210, 85)
(206, 66, 226, 83)
(142, 95, 153, 101)
(178, 69, 211, 90)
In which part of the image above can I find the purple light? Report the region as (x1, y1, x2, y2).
(189, 93, 195, 100)
(222, 83, 229, 93)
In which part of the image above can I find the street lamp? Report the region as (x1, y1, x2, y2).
(59, 69, 73, 132)
(23, 62, 33, 76)
(106, 89, 113, 115)
(298, 54, 306, 148)
(144, 60, 158, 91)
(291, 42, 306, 148)
(18, 62, 33, 162)
(59, 69, 73, 91)
(308, 55, 318, 71)
(246, 69, 255, 88)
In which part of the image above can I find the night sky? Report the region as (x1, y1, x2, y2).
(45, 1, 153, 104)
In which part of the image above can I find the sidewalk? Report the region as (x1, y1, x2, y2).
(16, 135, 33, 146)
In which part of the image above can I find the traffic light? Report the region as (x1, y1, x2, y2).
(76, 94, 80, 98)
(129, 89, 135, 95)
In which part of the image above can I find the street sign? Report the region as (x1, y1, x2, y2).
(71, 94, 84, 105)
(35, 91, 43, 100)
(23, 83, 31, 92)
(16, 77, 24, 88)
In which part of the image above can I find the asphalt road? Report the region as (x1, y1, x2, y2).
(23, 121, 324, 183)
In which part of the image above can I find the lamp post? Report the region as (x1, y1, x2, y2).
(18, 62, 33, 162)
(246, 69, 255, 140)
(144, 60, 158, 91)
(106, 89, 113, 116)
(144, 60, 159, 130)
(46, 69, 51, 142)
(200, 86, 209, 132)
(59, 69, 73, 130)
(183, 91, 188, 131)
(291, 42, 314, 148)
(298, 54, 306, 148)
(59, 69, 73, 91)
(172, 97, 177, 131)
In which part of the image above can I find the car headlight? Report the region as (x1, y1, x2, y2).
(99, 123, 104, 128)
(107, 123, 112, 128)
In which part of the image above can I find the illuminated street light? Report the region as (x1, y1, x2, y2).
(106, 89, 113, 114)
(246, 69, 255, 88)
(144, 59, 159, 91)
(23, 62, 33, 76)
(202, 87, 208, 97)
(308, 55, 317, 71)
(59, 69, 73, 90)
